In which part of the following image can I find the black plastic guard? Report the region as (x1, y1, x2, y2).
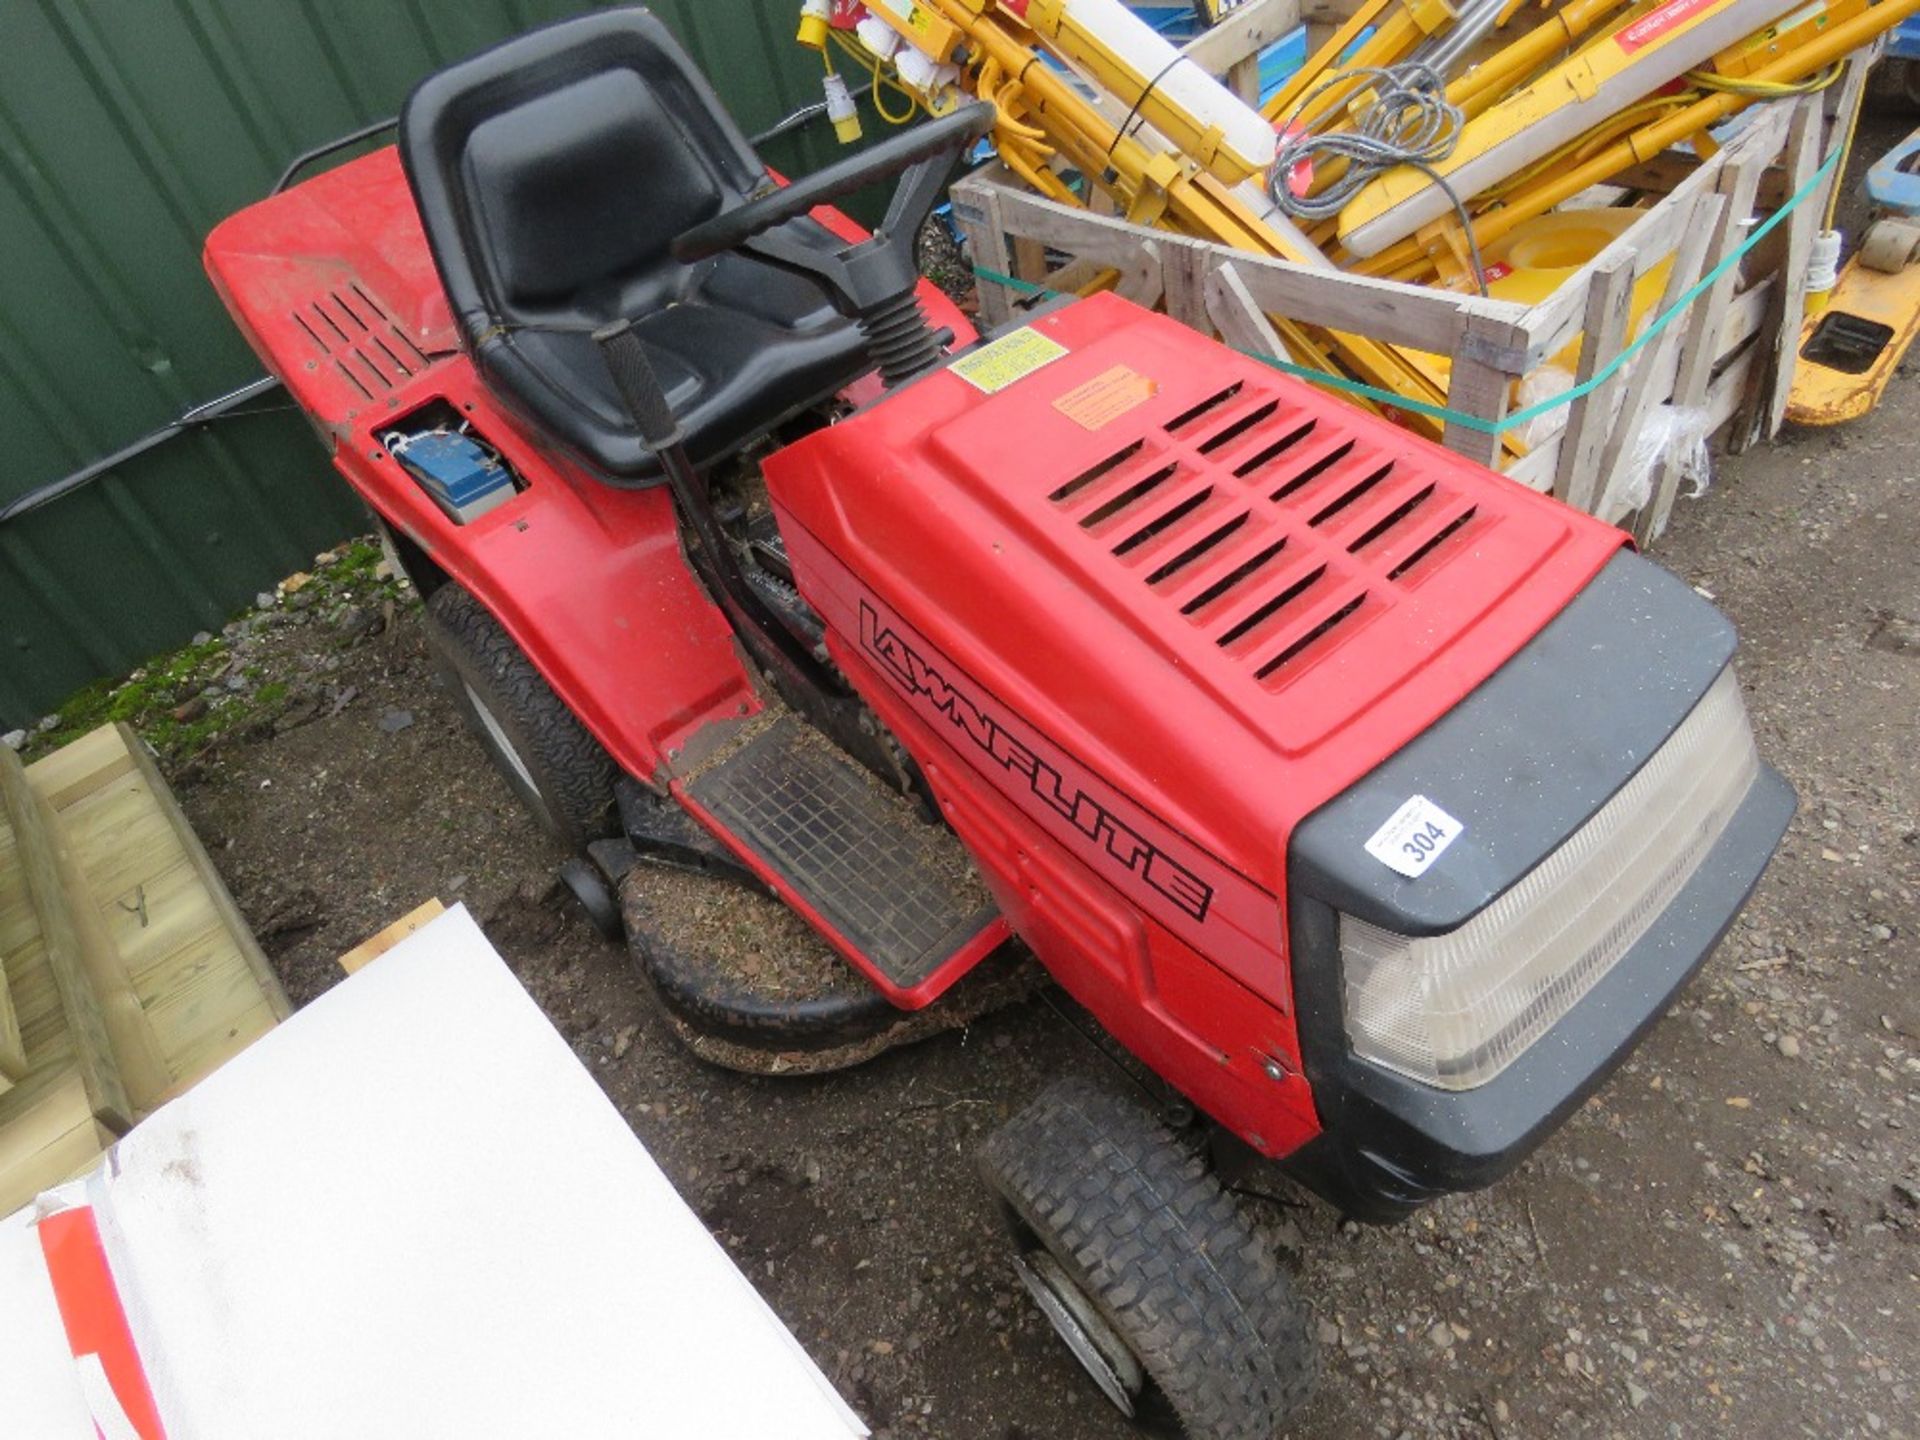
(1292, 551, 1738, 936)
(1283, 551, 1795, 1221)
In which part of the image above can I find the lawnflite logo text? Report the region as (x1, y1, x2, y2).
(860, 601, 1214, 922)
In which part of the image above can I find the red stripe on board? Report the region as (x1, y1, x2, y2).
(38, 1207, 169, 1440)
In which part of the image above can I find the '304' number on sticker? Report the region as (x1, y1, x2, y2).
(1364, 796, 1464, 879)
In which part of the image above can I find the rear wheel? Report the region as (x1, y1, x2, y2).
(978, 1078, 1318, 1440)
(424, 583, 618, 851)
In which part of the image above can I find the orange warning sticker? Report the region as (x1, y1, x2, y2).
(1053, 365, 1159, 431)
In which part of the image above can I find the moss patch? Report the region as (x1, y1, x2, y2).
(19, 536, 406, 767)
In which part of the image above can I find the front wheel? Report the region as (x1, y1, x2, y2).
(424, 583, 618, 851)
(978, 1078, 1318, 1440)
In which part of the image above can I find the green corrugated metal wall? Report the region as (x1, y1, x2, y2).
(0, 0, 847, 727)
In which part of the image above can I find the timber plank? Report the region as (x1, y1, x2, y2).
(0, 1075, 110, 1217)
(0, 818, 26, 1084)
(115, 725, 291, 1023)
(24, 725, 134, 811)
(0, 825, 36, 946)
(0, 1065, 92, 1180)
(132, 927, 267, 1073)
(26, 781, 173, 1115)
(104, 860, 223, 982)
(161, 999, 277, 1089)
(129, 922, 232, 1012)
(0, 723, 288, 1177)
(338, 899, 447, 976)
(20, 724, 289, 1104)
(0, 747, 131, 1132)
(58, 779, 180, 899)
(7, 937, 72, 1060)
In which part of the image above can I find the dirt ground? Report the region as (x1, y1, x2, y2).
(162, 140, 1920, 1439)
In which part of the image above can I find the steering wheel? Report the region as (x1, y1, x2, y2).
(672, 103, 994, 388)
(674, 102, 996, 267)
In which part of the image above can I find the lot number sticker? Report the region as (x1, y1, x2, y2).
(1365, 795, 1464, 879)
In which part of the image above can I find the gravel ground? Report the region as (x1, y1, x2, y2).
(166, 161, 1919, 1440)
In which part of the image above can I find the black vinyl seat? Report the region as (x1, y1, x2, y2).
(399, 8, 870, 484)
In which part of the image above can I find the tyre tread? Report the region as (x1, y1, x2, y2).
(979, 1078, 1317, 1440)
(424, 583, 618, 850)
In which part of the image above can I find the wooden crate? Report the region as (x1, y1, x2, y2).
(952, 42, 1874, 544)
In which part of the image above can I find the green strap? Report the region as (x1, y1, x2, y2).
(973, 144, 1839, 436)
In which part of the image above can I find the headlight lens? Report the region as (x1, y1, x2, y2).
(1340, 667, 1759, 1090)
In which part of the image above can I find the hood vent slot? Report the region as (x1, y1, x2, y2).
(1218, 563, 1325, 647)
(1114, 485, 1214, 556)
(1269, 439, 1355, 503)
(1181, 537, 1288, 616)
(1309, 461, 1394, 528)
(293, 285, 427, 401)
(1196, 399, 1280, 455)
(1256, 594, 1368, 679)
(1148, 512, 1249, 585)
(1348, 483, 1437, 553)
(1388, 506, 1479, 579)
(1165, 381, 1243, 433)
(1083, 462, 1178, 528)
(1234, 419, 1316, 479)
(1052, 440, 1144, 503)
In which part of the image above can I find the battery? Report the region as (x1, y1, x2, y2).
(393, 430, 517, 524)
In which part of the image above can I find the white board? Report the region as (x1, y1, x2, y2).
(1, 905, 866, 1440)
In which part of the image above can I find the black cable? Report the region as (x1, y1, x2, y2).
(1107, 50, 1194, 161)
(749, 78, 878, 147)
(1406, 163, 1489, 299)
(0, 377, 287, 526)
(8, 80, 890, 532)
(1035, 988, 1188, 1126)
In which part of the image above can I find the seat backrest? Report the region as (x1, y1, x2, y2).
(401, 8, 766, 335)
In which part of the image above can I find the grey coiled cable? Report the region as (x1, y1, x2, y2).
(1268, 63, 1488, 294)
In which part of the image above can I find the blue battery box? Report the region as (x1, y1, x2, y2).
(394, 430, 516, 524)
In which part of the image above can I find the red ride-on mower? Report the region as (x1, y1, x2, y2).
(207, 10, 1793, 1435)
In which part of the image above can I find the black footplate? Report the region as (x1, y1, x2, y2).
(685, 717, 1001, 992)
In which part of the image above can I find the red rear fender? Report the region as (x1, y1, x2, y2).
(203, 145, 977, 784)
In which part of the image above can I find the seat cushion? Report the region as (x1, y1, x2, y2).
(462, 68, 723, 316)
(400, 8, 871, 485)
(477, 232, 870, 480)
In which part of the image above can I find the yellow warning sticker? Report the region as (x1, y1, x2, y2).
(1053, 365, 1159, 431)
(951, 328, 1069, 394)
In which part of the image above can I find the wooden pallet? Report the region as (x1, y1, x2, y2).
(0, 723, 290, 1214)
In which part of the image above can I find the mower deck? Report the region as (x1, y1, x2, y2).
(618, 862, 1040, 1075)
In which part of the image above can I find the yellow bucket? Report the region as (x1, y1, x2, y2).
(1426, 209, 1673, 382)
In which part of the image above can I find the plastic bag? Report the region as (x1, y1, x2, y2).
(1618, 403, 1713, 515)
(1507, 366, 1574, 450)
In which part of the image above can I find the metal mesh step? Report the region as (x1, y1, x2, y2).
(685, 718, 1000, 990)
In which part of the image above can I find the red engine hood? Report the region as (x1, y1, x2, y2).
(765, 293, 1624, 895)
